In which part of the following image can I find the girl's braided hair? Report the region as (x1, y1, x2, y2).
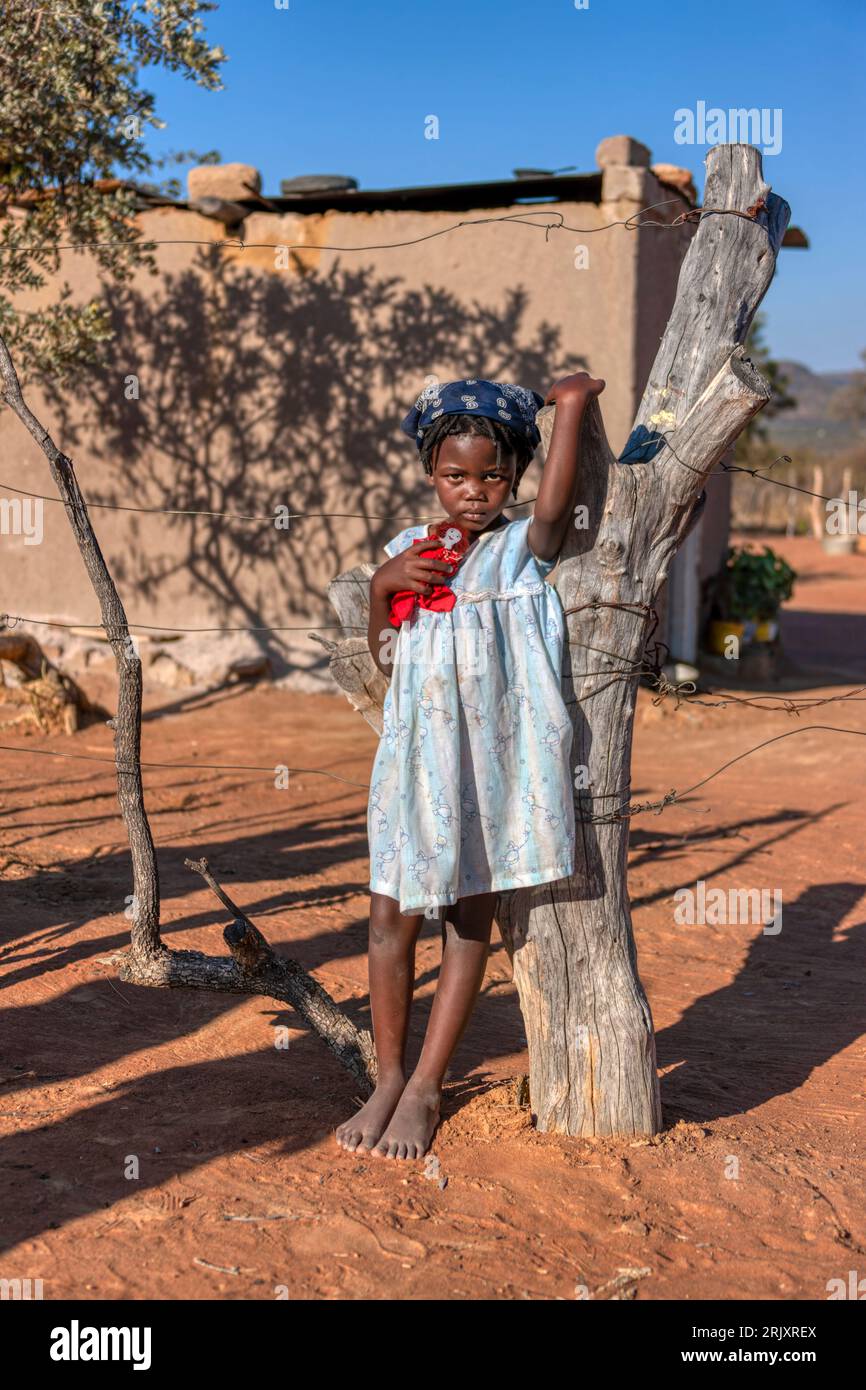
(419, 413, 536, 499)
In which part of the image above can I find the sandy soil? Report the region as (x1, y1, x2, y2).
(1, 534, 864, 1301)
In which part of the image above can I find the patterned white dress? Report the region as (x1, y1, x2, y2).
(367, 516, 575, 914)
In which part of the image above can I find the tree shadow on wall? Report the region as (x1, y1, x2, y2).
(46, 249, 584, 669)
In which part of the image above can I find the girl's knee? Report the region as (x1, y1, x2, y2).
(444, 893, 496, 940)
(369, 892, 423, 944)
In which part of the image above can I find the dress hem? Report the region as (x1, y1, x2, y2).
(369, 858, 575, 914)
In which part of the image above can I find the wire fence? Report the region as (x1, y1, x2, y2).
(0, 449, 843, 537)
(25, 196, 759, 261)
(2, 438, 864, 822)
(2, 721, 864, 826)
(1, 193, 862, 829)
(2, 577, 865, 823)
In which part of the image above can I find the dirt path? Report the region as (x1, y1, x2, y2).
(1, 535, 864, 1300)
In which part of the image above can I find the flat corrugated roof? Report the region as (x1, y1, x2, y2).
(265, 172, 605, 213)
(138, 171, 605, 214)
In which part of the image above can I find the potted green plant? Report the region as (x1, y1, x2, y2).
(706, 544, 796, 653)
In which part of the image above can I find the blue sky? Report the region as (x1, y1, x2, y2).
(143, 0, 865, 372)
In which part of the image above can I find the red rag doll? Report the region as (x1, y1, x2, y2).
(388, 521, 473, 627)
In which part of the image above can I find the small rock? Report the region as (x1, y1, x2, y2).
(651, 163, 697, 204)
(147, 651, 197, 689)
(225, 655, 271, 684)
(187, 162, 261, 203)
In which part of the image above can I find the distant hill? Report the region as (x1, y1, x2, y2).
(767, 361, 865, 454)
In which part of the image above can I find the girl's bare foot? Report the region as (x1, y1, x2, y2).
(372, 1079, 441, 1160)
(335, 1075, 406, 1153)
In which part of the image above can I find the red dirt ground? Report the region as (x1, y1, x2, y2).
(1, 534, 864, 1301)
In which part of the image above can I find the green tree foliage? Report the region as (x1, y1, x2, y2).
(718, 544, 796, 621)
(0, 0, 225, 384)
(735, 311, 797, 460)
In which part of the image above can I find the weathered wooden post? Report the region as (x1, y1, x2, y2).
(320, 143, 790, 1135)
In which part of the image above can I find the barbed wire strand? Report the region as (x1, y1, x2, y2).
(0, 459, 844, 722)
(4, 605, 865, 719)
(4, 591, 866, 723)
(3, 589, 865, 818)
(624, 426, 837, 508)
(19, 198, 759, 261)
(2, 447, 841, 527)
(0, 743, 369, 789)
(1, 722, 862, 821)
(0, 476, 500, 523)
(2, 612, 353, 634)
(586, 724, 866, 824)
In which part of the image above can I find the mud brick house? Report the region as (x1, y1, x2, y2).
(0, 135, 804, 688)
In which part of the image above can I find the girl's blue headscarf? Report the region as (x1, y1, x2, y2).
(401, 378, 545, 451)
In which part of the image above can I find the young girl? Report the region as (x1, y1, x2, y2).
(336, 371, 605, 1161)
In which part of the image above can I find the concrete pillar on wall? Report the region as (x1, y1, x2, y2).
(665, 518, 703, 663)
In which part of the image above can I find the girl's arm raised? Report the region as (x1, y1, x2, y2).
(528, 372, 606, 563)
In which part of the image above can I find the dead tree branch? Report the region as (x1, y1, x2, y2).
(0, 334, 377, 1095)
(0, 336, 161, 959)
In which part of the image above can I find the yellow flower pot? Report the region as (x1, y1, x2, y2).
(707, 619, 749, 655)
